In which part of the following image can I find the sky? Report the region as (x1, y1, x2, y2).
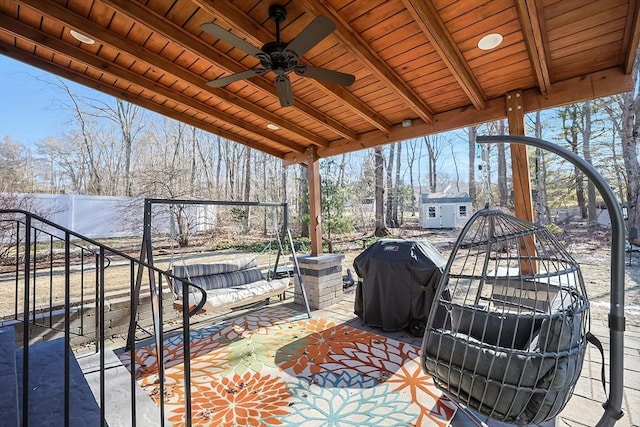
(0, 55, 102, 146)
(0, 53, 470, 189)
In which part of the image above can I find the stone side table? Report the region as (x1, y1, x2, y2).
(294, 253, 345, 310)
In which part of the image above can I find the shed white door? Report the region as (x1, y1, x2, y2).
(439, 204, 456, 228)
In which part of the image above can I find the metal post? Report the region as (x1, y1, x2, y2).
(477, 135, 625, 426)
(287, 228, 312, 318)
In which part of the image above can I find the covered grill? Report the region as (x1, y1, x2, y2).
(353, 239, 446, 335)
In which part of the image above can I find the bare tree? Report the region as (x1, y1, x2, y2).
(243, 147, 252, 232)
(532, 111, 551, 222)
(374, 146, 389, 236)
(602, 98, 632, 206)
(298, 164, 310, 238)
(447, 140, 461, 192)
(406, 138, 419, 214)
(37, 136, 85, 193)
(0, 136, 32, 193)
(423, 134, 447, 193)
(385, 143, 395, 227)
(393, 142, 402, 226)
(618, 68, 640, 236)
(468, 126, 478, 206)
(57, 79, 103, 194)
(560, 105, 587, 219)
(491, 121, 509, 207)
(580, 101, 598, 226)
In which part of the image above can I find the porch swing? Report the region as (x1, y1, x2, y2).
(126, 199, 312, 349)
(166, 203, 298, 313)
(421, 136, 626, 426)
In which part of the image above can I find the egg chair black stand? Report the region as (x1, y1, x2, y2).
(421, 135, 625, 427)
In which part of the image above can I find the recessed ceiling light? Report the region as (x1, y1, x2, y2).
(70, 29, 95, 45)
(266, 123, 279, 130)
(478, 33, 503, 50)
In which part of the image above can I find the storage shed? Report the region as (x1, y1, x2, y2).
(420, 192, 473, 229)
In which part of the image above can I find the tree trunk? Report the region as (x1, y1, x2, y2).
(562, 106, 587, 219)
(243, 147, 252, 232)
(407, 139, 417, 215)
(386, 144, 395, 227)
(533, 111, 550, 222)
(449, 141, 461, 192)
(468, 126, 478, 207)
(374, 146, 389, 236)
(496, 121, 508, 207)
(394, 142, 402, 225)
(299, 164, 310, 238)
(620, 82, 640, 238)
(580, 101, 598, 227)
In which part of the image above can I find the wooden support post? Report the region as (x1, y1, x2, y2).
(307, 147, 323, 256)
(506, 90, 536, 274)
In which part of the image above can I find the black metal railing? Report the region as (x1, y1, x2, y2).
(0, 209, 205, 426)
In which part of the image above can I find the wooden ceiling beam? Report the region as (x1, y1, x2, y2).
(515, 0, 551, 96)
(299, 0, 435, 124)
(16, 0, 325, 149)
(622, 0, 640, 73)
(0, 14, 306, 155)
(192, 0, 392, 134)
(288, 66, 633, 160)
(403, 0, 486, 110)
(0, 42, 285, 158)
(101, 0, 357, 142)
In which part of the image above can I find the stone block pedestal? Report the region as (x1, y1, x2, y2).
(294, 253, 345, 310)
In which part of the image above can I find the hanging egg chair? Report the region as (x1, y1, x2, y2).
(421, 208, 590, 425)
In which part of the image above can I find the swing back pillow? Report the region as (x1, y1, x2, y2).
(170, 257, 290, 311)
(173, 258, 264, 291)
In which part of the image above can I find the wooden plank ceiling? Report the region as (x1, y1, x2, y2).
(0, 0, 638, 162)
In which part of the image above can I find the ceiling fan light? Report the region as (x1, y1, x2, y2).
(70, 29, 95, 44)
(478, 33, 503, 50)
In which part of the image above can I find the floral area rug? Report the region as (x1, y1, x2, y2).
(119, 306, 457, 426)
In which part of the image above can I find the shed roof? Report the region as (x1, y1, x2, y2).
(421, 192, 473, 204)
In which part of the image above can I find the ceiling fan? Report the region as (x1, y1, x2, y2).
(201, 5, 356, 107)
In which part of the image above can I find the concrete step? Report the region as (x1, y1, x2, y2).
(76, 349, 166, 426)
(15, 338, 102, 427)
(0, 327, 19, 427)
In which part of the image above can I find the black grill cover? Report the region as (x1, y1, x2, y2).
(353, 239, 446, 331)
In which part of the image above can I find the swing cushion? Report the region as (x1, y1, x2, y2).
(170, 257, 291, 311)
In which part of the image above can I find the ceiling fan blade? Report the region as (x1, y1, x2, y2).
(207, 69, 266, 88)
(201, 22, 266, 59)
(285, 16, 335, 58)
(295, 65, 355, 86)
(274, 74, 294, 107)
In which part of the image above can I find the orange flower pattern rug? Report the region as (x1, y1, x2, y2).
(119, 306, 457, 426)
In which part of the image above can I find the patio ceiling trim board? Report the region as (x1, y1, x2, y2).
(300, 0, 436, 124)
(402, 0, 486, 110)
(623, 0, 640, 73)
(191, 0, 393, 134)
(0, 41, 286, 158)
(287, 66, 634, 161)
(101, 0, 357, 143)
(0, 14, 307, 155)
(515, 0, 551, 96)
(15, 0, 323, 151)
